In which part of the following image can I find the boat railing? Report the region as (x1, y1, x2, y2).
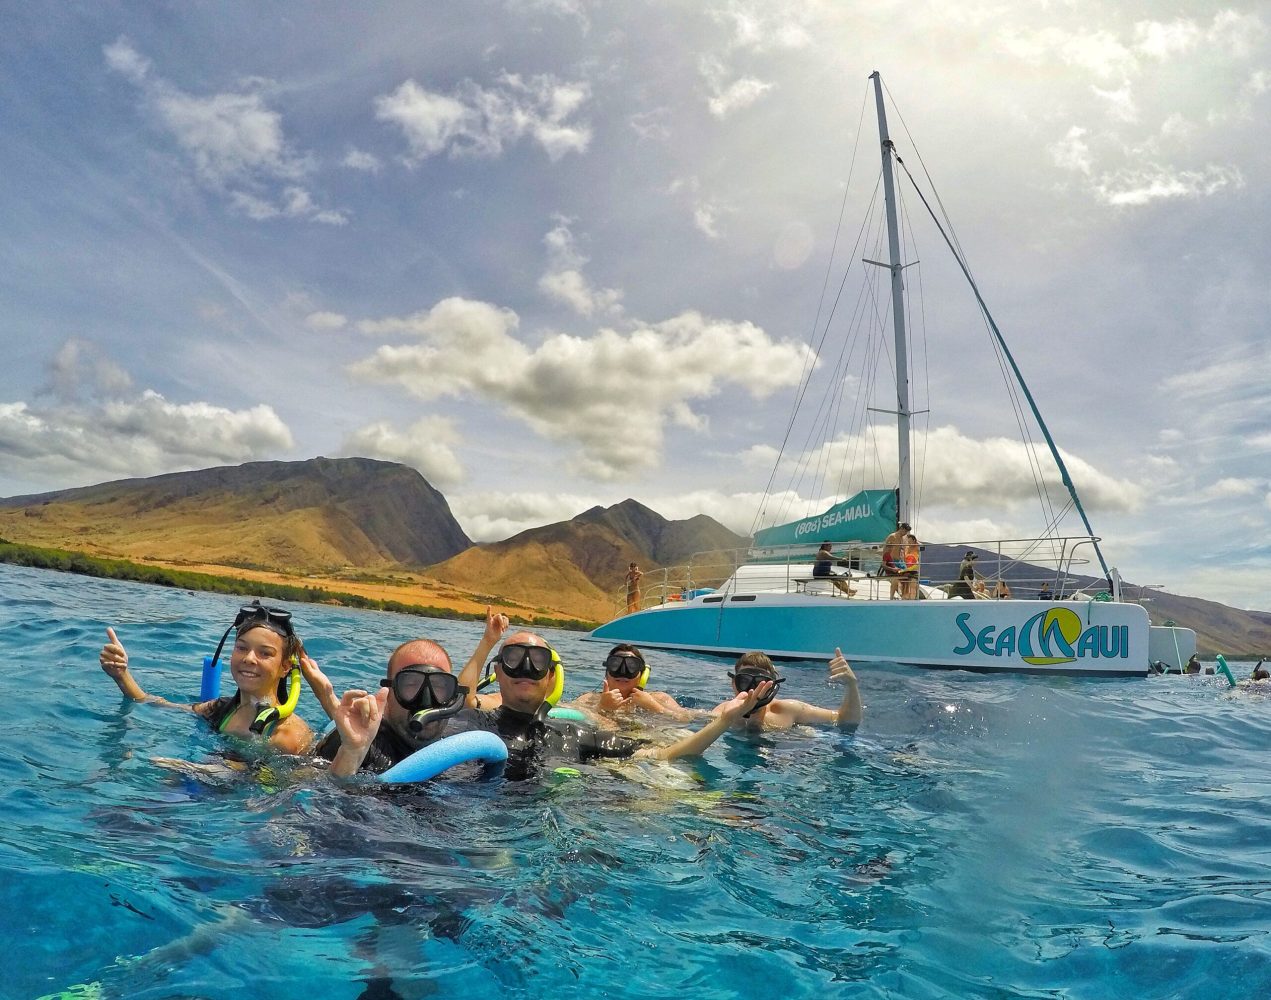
(612, 535, 1114, 614)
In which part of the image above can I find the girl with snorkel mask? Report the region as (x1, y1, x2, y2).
(98, 600, 313, 754)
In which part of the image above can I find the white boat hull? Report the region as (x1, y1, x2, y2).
(589, 594, 1158, 677)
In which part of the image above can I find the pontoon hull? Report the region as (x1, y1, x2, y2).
(589, 596, 1164, 676)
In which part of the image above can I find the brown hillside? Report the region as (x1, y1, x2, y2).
(430, 499, 750, 620)
(0, 457, 471, 574)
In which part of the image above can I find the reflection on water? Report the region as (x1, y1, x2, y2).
(2, 564, 1268, 999)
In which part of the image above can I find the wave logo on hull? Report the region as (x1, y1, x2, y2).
(953, 607, 1129, 664)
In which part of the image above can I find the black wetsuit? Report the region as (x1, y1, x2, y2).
(312, 725, 420, 775)
(451, 705, 646, 781)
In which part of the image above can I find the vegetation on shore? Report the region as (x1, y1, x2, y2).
(0, 538, 596, 632)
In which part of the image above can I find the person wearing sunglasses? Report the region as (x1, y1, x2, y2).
(572, 645, 694, 721)
(97, 601, 314, 754)
(450, 630, 766, 780)
(710, 648, 862, 733)
(303, 606, 510, 777)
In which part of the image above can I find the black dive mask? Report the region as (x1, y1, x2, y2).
(494, 643, 558, 680)
(604, 653, 645, 679)
(207, 600, 296, 672)
(383, 666, 468, 734)
(729, 669, 785, 717)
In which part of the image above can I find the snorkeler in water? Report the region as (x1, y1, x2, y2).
(304, 606, 509, 777)
(571, 644, 696, 722)
(98, 600, 313, 755)
(329, 629, 765, 781)
(709, 648, 862, 734)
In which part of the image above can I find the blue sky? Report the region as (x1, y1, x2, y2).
(1, 2, 1268, 611)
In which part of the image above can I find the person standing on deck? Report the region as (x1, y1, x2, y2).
(881, 522, 911, 599)
(625, 562, 644, 614)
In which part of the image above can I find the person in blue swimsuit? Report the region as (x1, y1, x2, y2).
(98, 601, 313, 755)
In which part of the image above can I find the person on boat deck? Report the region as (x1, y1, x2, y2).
(709, 650, 862, 733)
(437, 630, 766, 781)
(305, 606, 509, 777)
(1036, 581, 1053, 601)
(901, 532, 922, 599)
(625, 561, 644, 614)
(881, 522, 911, 599)
(97, 601, 313, 755)
(813, 541, 857, 597)
(950, 551, 981, 600)
(572, 644, 696, 721)
(992, 579, 1012, 600)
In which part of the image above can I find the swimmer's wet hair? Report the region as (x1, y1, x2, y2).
(733, 651, 776, 675)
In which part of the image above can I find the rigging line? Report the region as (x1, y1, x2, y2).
(896, 177, 930, 526)
(749, 171, 883, 536)
(890, 149, 1113, 586)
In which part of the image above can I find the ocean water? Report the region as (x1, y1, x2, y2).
(2, 562, 1268, 1000)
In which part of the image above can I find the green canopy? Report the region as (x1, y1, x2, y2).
(752, 489, 898, 548)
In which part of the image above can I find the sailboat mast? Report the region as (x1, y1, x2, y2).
(870, 71, 913, 526)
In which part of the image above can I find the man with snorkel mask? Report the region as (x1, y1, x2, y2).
(572, 644, 695, 722)
(450, 630, 769, 780)
(302, 607, 510, 777)
(711, 648, 862, 733)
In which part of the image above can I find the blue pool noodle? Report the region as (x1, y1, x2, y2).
(378, 730, 509, 784)
(200, 655, 223, 701)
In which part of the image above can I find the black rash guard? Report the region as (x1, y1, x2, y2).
(451, 705, 646, 781)
(312, 724, 420, 775)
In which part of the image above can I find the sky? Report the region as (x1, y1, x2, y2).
(1, 1, 1268, 611)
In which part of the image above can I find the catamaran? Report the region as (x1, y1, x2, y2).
(589, 72, 1195, 677)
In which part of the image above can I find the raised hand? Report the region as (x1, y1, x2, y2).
(482, 606, 510, 646)
(298, 654, 340, 720)
(828, 648, 856, 685)
(332, 687, 388, 753)
(100, 626, 129, 679)
(719, 680, 772, 721)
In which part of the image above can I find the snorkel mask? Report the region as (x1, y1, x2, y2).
(604, 648, 650, 689)
(383, 665, 469, 734)
(729, 667, 786, 718)
(207, 600, 303, 733)
(484, 642, 565, 707)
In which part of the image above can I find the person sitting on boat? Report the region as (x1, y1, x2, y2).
(709, 650, 862, 733)
(881, 522, 911, 598)
(950, 551, 981, 599)
(442, 630, 765, 781)
(901, 532, 922, 599)
(97, 601, 314, 755)
(304, 606, 509, 777)
(1036, 581, 1053, 601)
(572, 644, 696, 721)
(813, 541, 857, 597)
(992, 579, 1012, 600)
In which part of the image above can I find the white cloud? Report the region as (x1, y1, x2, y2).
(0, 342, 293, 487)
(304, 311, 348, 331)
(376, 73, 591, 163)
(699, 56, 773, 118)
(774, 425, 1143, 515)
(694, 201, 724, 238)
(1049, 126, 1093, 175)
(629, 108, 671, 142)
(709, 1, 813, 53)
(1201, 477, 1259, 499)
(1092, 164, 1244, 206)
(996, 26, 1137, 78)
(538, 218, 623, 317)
(1091, 80, 1138, 123)
(104, 39, 343, 224)
(341, 417, 465, 489)
(348, 297, 811, 480)
(102, 36, 150, 84)
(1132, 18, 1201, 60)
(1208, 9, 1267, 59)
(342, 148, 382, 172)
(449, 490, 601, 542)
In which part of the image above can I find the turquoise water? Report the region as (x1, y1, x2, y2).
(3, 563, 1269, 999)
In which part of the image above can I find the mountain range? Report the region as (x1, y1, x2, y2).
(0, 457, 1265, 654)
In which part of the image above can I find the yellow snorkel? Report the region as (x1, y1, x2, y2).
(250, 658, 302, 734)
